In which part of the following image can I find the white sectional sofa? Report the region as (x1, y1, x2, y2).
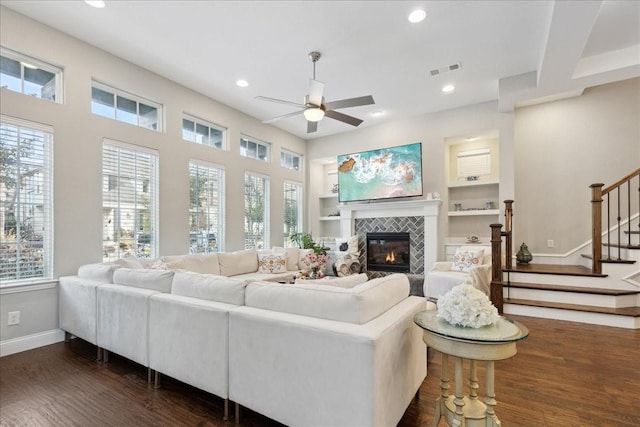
(59, 249, 431, 426)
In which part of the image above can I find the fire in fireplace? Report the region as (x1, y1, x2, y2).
(366, 232, 410, 273)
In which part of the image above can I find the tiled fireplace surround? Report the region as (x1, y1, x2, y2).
(338, 200, 441, 281)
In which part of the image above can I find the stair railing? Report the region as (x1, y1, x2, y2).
(590, 168, 640, 274)
(489, 200, 514, 314)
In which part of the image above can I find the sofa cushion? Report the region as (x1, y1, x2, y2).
(257, 252, 288, 274)
(171, 271, 247, 305)
(77, 263, 120, 283)
(114, 255, 146, 269)
(162, 254, 220, 275)
(297, 273, 368, 288)
(112, 268, 174, 293)
(272, 247, 301, 271)
(218, 249, 258, 277)
(245, 273, 409, 324)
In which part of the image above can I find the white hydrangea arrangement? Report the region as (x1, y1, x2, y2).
(437, 284, 499, 328)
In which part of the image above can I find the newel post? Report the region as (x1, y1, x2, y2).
(590, 183, 604, 274)
(503, 200, 514, 271)
(490, 223, 504, 314)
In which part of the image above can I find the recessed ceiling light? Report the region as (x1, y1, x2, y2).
(84, 0, 106, 8)
(236, 79, 249, 88)
(442, 84, 456, 93)
(408, 10, 426, 23)
(371, 110, 385, 117)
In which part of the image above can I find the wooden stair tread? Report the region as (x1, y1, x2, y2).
(503, 263, 607, 277)
(504, 298, 640, 317)
(504, 281, 640, 296)
(602, 242, 640, 250)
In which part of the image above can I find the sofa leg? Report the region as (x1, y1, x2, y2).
(64, 331, 72, 343)
(235, 402, 241, 424)
(147, 368, 153, 384)
(97, 347, 103, 362)
(415, 389, 420, 401)
(223, 399, 230, 421)
(154, 371, 161, 389)
(103, 349, 109, 363)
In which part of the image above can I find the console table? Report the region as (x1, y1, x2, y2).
(414, 310, 528, 427)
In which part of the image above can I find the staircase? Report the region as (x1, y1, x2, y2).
(489, 169, 640, 329)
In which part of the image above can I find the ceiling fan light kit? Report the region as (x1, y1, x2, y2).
(257, 51, 375, 133)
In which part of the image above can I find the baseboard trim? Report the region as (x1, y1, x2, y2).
(0, 328, 65, 357)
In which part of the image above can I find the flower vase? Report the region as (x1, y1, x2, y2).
(516, 242, 533, 264)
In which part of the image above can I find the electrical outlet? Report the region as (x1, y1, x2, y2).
(547, 240, 554, 248)
(8, 311, 20, 326)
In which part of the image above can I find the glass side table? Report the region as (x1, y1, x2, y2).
(414, 310, 529, 427)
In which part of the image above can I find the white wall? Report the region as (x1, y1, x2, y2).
(0, 7, 306, 344)
(514, 78, 639, 253)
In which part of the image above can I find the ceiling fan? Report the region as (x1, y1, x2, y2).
(256, 51, 375, 134)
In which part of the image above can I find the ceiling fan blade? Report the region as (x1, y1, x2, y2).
(324, 110, 363, 127)
(262, 109, 305, 124)
(255, 96, 306, 109)
(308, 79, 325, 106)
(324, 95, 375, 111)
(307, 120, 318, 134)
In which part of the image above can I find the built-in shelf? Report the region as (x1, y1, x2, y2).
(448, 179, 499, 188)
(448, 209, 500, 217)
(319, 193, 339, 199)
(319, 216, 341, 221)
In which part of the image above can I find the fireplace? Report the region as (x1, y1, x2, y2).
(366, 232, 410, 273)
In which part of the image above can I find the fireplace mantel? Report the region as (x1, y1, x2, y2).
(339, 199, 441, 273)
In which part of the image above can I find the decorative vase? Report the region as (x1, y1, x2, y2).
(516, 242, 532, 264)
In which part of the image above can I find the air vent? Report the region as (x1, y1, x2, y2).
(429, 62, 462, 76)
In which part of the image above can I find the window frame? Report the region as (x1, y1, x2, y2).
(102, 139, 159, 262)
(240, 135, 271, 163)
(91, 80, 164, 132)
(189, 159, 226, 253)
(182, 113, 228, 150)
(280, 148, 303, 172)
(0, 46, 64, 103)
(0, 115, 54, 285)
(244, 171, 270, 250)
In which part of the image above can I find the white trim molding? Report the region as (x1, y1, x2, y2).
(1, 328, 65, 357)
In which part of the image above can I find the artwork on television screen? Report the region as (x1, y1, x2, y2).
(337, 142, 423, 203)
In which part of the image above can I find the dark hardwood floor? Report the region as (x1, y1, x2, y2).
(1, 315, 639, 426)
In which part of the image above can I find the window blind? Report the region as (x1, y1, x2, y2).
(102, 141, 158, 261)
(0, 117, 53, 282)
(283, 181, 303, 247)
(244, 172, 270, 250)
(189, 160, 225, 253)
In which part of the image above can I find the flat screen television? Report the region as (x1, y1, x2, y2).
(337, 142, 423, 203)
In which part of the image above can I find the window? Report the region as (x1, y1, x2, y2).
(281, 149, 302, 171)
(0, 47, 63, 103)
(189, 161, 225, 253)
(0, 116, 53, 283)
(240, 136, 270, 162)
(244, 172, 269, 250)
(91, 81, 162, 131)
(102, 141, 158, 261)
(183, 114, 227, 149)
(283, 181, 303, 247)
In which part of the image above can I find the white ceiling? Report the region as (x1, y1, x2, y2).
(2, 0, 639, 140)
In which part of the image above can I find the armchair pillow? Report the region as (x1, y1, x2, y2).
(451, 248, 485, 273)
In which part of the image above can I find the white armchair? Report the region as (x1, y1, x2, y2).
(424, 246, 492, 301)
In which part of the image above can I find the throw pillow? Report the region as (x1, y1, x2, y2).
(336, 235, 359, 254)
(115, 254, 145, 269)
(451, 248, 485, 273)
(258, 253, 287, 274)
